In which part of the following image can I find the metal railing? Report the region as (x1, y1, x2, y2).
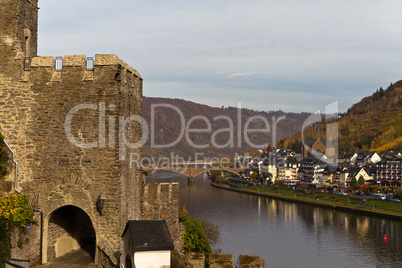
(86, 57, 94, 70)
(55, 56, 63, 71)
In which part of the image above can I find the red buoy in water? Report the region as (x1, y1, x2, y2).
(383, 234, 387, 244)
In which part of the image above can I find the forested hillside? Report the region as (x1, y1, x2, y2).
(143, 97, 311, 159)
(282, 81, 402, 153)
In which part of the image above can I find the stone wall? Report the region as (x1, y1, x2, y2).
(9, 212, 41, 266)
(142, 182, 181, 250)
(239, 255, 265, 268)
(178, 253, 264, 268)
(209, 253, 234, 268)
(187, 253, 205, 268)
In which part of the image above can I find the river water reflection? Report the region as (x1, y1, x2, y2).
(146, 171, 402, 268)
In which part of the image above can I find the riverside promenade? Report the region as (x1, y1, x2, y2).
(210, 181, 402, 221)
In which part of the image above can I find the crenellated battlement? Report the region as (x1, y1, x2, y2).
(143, 182, 180, 221)
(143, 182, 181, 249)
(26, 54, 141, 85)
(28, 54, 141, 78)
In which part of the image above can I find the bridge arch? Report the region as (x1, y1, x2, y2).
(145, 169, 190, 178)
(191, 170, 210, 177)
(192, 169, 241, 178)
(145, 167, 242, 178)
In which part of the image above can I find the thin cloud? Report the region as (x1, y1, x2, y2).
(229, 72, 260, 78)
(214, 70, 260, 78)
(214, 70, 237, 75)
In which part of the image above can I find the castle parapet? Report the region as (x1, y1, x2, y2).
(143, 182, 181, 248)
(28, 54, 141, 86)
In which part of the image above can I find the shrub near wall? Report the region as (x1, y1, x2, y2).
(0, 194, 36, 268)
(180, 215, 211, 266)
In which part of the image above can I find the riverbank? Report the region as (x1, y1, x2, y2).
(210, 182, 402, 221)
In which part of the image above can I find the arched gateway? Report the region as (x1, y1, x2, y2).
(46, 206, 96, 262)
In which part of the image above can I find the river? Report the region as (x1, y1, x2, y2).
(146, 171, 402, 268)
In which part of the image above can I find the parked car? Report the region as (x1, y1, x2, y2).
(372, 193, 386, 200)
(390, 198, 401, 203)
(356, 190, 364, 196)
(337, 192, 347, 196)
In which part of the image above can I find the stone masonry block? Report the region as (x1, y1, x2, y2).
(94, 54, 120, 66)
(210, 253, 234, 268)
(188, 253, 205, 268)
(62, 55, 87, 67)
(239, 255, 265, 268)
(31, 56, 54, 68)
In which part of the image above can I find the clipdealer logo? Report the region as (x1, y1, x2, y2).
(65, 102, 286, 160)
(64, 101, 338, 169)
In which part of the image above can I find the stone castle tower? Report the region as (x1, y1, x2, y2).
(0, 1, 179, 266)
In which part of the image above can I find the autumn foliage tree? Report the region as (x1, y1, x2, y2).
(210, 170, 223, 183)
(350, 177, 358, 188)
(281, 81, 402, 154)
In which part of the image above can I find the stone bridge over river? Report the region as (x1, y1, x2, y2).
(143, 162, 243, 178)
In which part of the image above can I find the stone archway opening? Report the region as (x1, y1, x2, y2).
(47, 205, 96, 262)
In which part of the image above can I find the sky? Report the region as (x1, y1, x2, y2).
(37, 0, 402, 113)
